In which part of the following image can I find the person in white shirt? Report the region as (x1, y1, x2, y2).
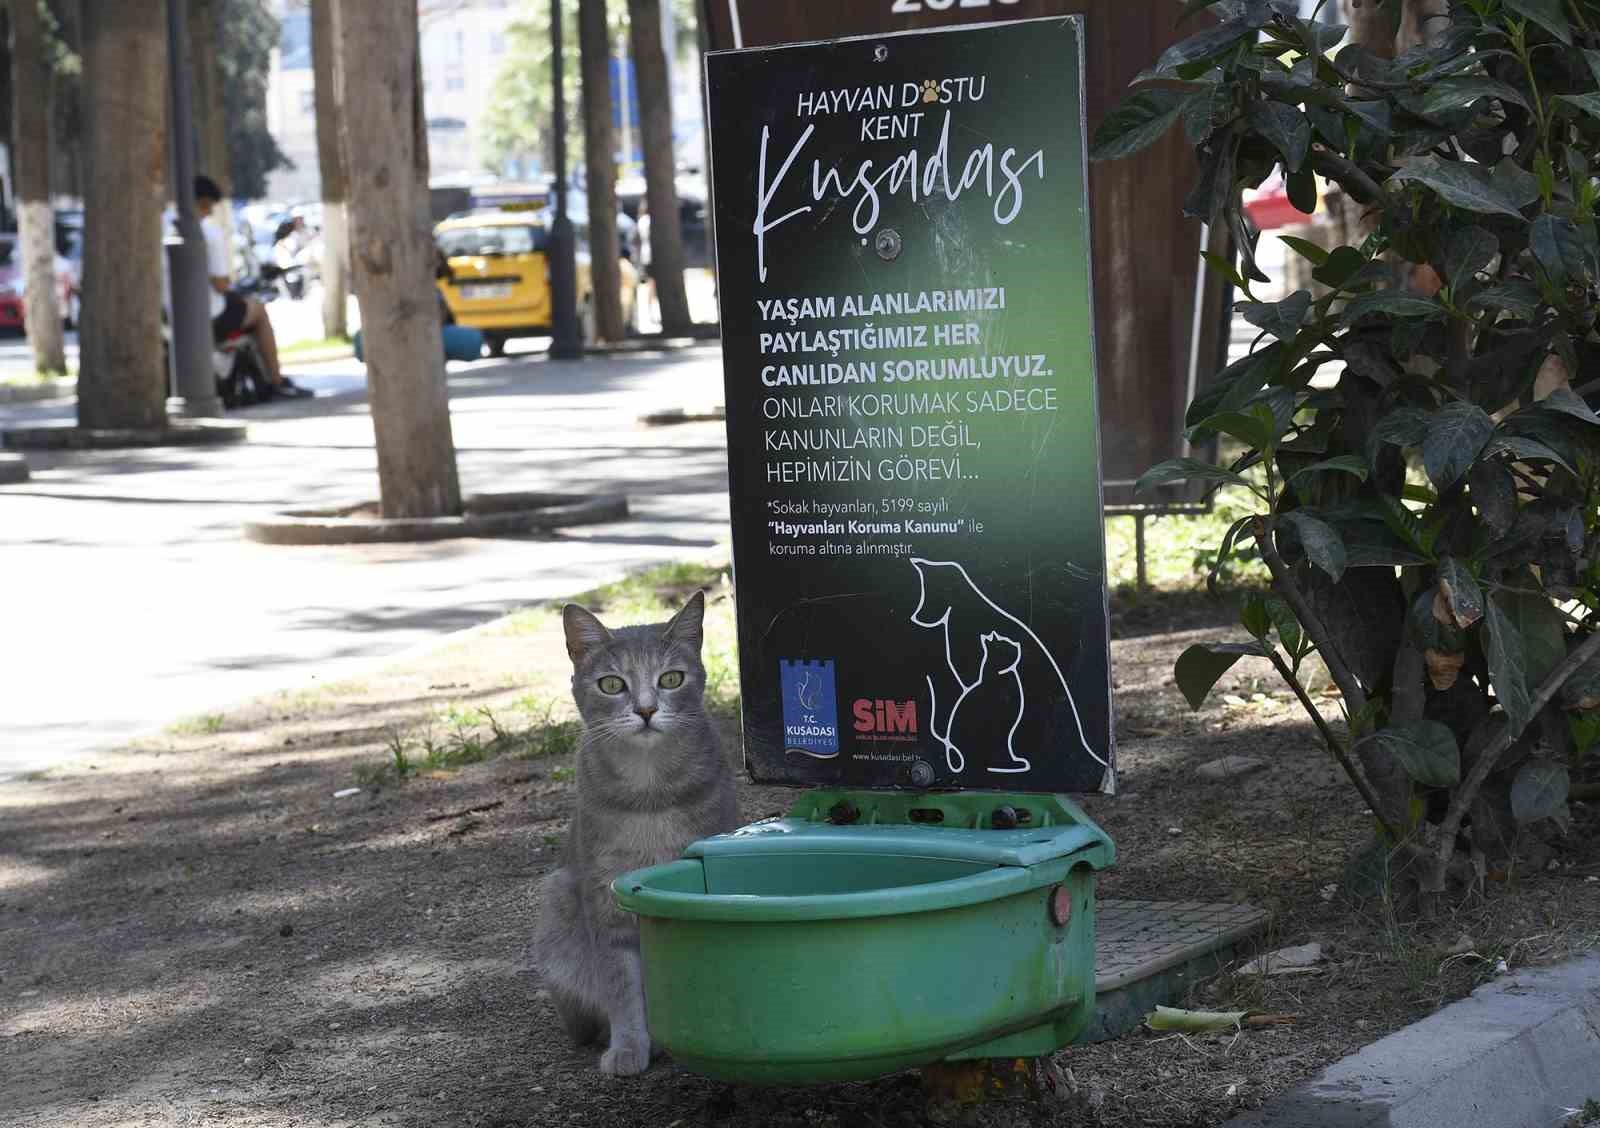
(193, 175, 310, 399)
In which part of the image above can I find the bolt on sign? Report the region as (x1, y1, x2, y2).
(701, 0, 1230, 510)
(707, 17, 1114, 794)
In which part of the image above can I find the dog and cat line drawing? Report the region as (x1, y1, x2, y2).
(791, 557, 1108, 778)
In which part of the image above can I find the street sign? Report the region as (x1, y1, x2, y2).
(701, 0, 1229, 510)
(708, 17, 1114, 794)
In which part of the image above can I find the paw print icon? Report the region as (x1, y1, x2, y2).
(921, 79, 940, 104)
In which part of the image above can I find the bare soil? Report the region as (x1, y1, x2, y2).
(3, 585, 1597, 1128)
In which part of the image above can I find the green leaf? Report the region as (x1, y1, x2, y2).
(1421, 402, 1496, 489)
(1279, 234, 1330, 266)
(1467, 280, 1542, 318)
(1469, 459, 1517, 536)
(1150, 18, 1256, 78)
(1200, 249, 1248, 290)
(1136, 457, 1259, 497)
(1174, 640, 1273, 710)
(1313, 246, 1367, 288)
(1538, 386, 1600, 426)
(1528, 213, 1596, 286)
(1191, 407, 1276, 450)
(1374, 720, 1461, 787)
(1441, 226, 1498, 287)
(1390, 155, 1530, 218)
(1342, 290, 1441, 322)
(1240, 290, 1312, 343)
(1553, 92, 1600, 122)
(1484, 434, 1577, 475)
(1413, 76, 1530, 118)
(1279, 510, 1347, 581)
(1435, 556, 1484, 628)
(1091, 89, 1188, 161)
(1510, 761, 1570, 822)
(1267, 597, 1303, 658)
(1294, 17, 1347, 56)
(1186, 343, 1286, 432)
(1492, 158, 1542, 209)
(1503, 0, 1572, 44)
(1484, 598, 1535, 733)
(1374, 406, 1431, 447)
(1286, 165, 1317, 214)
(1583, 49, 1600, 88)
(1495, 586, 1567, 688)
(1289, 455, 1371, 488)
(1175, 0, 1224, 24)
(1182, 82, 1235, 146)
(1346, 99, 1392, 135)
(1241, 592, 1272, 639)
(1247, 102, 1312, 172)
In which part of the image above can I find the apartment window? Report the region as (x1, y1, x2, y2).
(446, 75, 465, 92)
(489, 32, 506, 54)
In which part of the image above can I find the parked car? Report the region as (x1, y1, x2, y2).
(0, 232, 80, 332)
(434, 210, 638, 356)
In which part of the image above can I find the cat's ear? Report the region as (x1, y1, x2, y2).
(563, 603, 613, 663)
(663, 590, 706, 651)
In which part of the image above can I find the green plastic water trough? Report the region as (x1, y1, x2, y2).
(612, 790, 1114, 1084)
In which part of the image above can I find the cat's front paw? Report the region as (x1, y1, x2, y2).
(599, 1038, 651, 1076)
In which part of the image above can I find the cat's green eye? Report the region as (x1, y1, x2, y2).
(597, 675, 627, 695)
(658, 670, 685, 690)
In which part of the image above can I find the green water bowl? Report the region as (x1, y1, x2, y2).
(612, 790, 1114, 1084)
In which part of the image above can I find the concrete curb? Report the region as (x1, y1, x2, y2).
(0, 378, 75, 404)
(242, 490, 630, 545)
(2, 419, 247, 450)
(1223, 954, 1600, 1128)
(0, 452, 29, 484)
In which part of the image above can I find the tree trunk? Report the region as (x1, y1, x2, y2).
(77, 0, 167, 431)
(47, 0, 86, 200)
(11, 0, 67, 375)
(332, 0, 461, 519)
(311, 0, 349, 339)
(578, 0, 625, 342)
(628, 0, 691, 335)
(189, 0, 234, 272)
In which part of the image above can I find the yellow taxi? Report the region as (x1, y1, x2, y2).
(434, 210, 637, 356)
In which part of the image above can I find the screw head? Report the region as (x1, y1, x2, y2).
(908, 760, 935, 788)
(873, 44, 889, 62)
(874, 228, 902, 262)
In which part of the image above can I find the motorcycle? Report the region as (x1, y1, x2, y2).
(212, 263, 293, 408)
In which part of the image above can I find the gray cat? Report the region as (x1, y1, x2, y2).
(533, 590, 739, 1075)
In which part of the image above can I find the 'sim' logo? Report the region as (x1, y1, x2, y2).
(852, 699, 917, 735)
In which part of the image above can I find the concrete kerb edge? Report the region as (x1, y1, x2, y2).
(0, 452, 29, 484)
(242, 491, 630, 545)
(1222, 953, 1600, 1128)
(2, 418, 247, 450)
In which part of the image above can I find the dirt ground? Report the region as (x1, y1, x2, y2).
(3, 575, 1598, 1128)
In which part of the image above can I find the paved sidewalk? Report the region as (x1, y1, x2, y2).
(0, 345, 731, 780)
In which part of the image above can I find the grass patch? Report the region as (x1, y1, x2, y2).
(1104, 487, 1268, 593)
(167, 712, 227, 736)
(356, 698, 583, 785)
(0, 364, 74, 387)
(279, 335, 352, 359)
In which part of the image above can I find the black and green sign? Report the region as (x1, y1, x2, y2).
(708, 17, 1114, 794)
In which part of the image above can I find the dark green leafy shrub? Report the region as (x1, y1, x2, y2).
(1096, 0, 1600, 911)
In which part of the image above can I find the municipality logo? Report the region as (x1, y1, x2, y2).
(780, 659, 840, 759)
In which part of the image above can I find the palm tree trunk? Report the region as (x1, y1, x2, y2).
(12, 0, 68, 375)
(77, 0, 167, 431)
(579, 0, 625, 342)
(331, 0, 462, 518)
(311, 0, 349, 339)
(627, 0, 691, 334)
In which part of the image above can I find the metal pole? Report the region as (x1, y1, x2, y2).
(547, 0, 583, 360)
(165, 0, 223, 417)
